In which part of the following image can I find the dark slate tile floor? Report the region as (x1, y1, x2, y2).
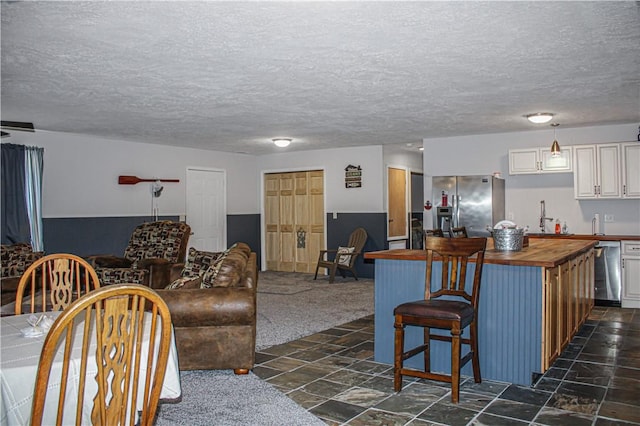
(254, 306, 640, 425)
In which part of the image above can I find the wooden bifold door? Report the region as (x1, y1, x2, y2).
(265, 171, 324, 272)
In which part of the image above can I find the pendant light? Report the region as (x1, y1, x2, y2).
(550, 123, 561, 157)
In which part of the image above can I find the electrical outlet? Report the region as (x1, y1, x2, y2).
(508, 212, 514, 220)
(604, 214, 614, 223)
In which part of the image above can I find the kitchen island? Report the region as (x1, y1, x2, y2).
(364, 238, 596, 386)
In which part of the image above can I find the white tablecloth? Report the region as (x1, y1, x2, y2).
(1, 312, 181, 425)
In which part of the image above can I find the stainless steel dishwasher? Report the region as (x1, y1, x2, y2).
(594, 241, 621, 306)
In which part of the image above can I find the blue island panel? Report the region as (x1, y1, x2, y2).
(374, 259, 543, 386)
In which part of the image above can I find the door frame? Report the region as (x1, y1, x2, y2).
(260, 167, 327, 272)
(185, 166, 227, 252)
(410, 171, 425, 249)
(386, 165, 410, 244)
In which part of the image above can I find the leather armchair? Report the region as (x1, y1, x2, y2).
(89, 220, 191, 289)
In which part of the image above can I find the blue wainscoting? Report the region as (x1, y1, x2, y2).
(43, 216, 179, 257)
(227, 214, 261, 268)
(373, 259, 543, 386)
(42, 214, 261, 260)
(42, 212, 385, 276)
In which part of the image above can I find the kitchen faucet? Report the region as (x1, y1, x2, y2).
(539, 200, 553, 233)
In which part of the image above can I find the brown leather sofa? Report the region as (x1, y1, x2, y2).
(153, 243, 257, 374)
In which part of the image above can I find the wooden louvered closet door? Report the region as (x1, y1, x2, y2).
(265, 171, 324, 272)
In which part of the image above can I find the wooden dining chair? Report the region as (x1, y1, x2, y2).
(425, 229, 445, 238)
(14, 253, 101, 315)
(30, 284, 173, 426)
(449, 226, 468, 238)
(393, 237, 487, 403)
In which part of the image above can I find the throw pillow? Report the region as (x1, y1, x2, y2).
(337, 246, 355, 266)
(182, 247, 222, 278)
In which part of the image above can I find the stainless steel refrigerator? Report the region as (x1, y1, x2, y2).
(432, 175, 505, 237)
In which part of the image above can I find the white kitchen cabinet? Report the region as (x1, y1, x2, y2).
(573, 144, 621, 199)
(622, 143, 640, 198)
(509, 147, 572, 175)
(621, 241, 640, 308)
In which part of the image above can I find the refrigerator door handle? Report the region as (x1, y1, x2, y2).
(454, 195, 460, 227)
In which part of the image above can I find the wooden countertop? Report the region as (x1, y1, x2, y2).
(528, 234, 639, 241)
(364, 238, 597, 268)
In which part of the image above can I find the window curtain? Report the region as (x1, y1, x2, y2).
(1, 143, 29, 244)
(1, 143, 44, 249)
(25, 146, 44, 251)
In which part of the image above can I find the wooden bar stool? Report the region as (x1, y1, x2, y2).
(393, 237, 487, 403)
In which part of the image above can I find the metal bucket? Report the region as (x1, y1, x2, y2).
(493, 228, 524, 251)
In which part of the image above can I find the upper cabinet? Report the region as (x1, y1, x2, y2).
(622, 143, 640, 198)
(573, 144, 621, 199)
(509, 147, 572, 175)
(510, 142, 637, 200)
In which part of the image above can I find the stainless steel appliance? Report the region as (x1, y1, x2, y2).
(432, 175, 505, 237)
(594, 241, 621, 306)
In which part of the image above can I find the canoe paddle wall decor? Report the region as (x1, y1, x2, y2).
(118, 175, 180, 185)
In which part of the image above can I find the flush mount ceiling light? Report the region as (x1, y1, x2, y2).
(525, 113, 554, 124)
(272, 138, 292, 148)
(550, 123, 561, 157)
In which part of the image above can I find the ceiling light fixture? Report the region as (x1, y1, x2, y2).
(550, 123, 561, 157)
(272, 138, 292, 148)
(526, 113, 554, 124)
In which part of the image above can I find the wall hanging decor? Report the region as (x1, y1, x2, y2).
(345, 164, 362, 188)
(118, 175, 179, 185)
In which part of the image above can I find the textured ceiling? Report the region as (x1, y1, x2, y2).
(1, 1, 639, 155)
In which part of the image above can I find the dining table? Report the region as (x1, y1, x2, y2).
(0, 311, 182, 426)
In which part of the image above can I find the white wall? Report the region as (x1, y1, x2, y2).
(7, 123, 638, 238)
(259, 145, 385, 213)
(382, 146, 423, 172)
(423, 123, 640, 236)
(6, 130, 258, 217)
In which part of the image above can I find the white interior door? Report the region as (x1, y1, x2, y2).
(186, 168, 226, 252)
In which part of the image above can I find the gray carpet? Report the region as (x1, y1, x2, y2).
(256, 271, 374, 351)
(155, 271, 374, 425)
(155, 370, 325, 426)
